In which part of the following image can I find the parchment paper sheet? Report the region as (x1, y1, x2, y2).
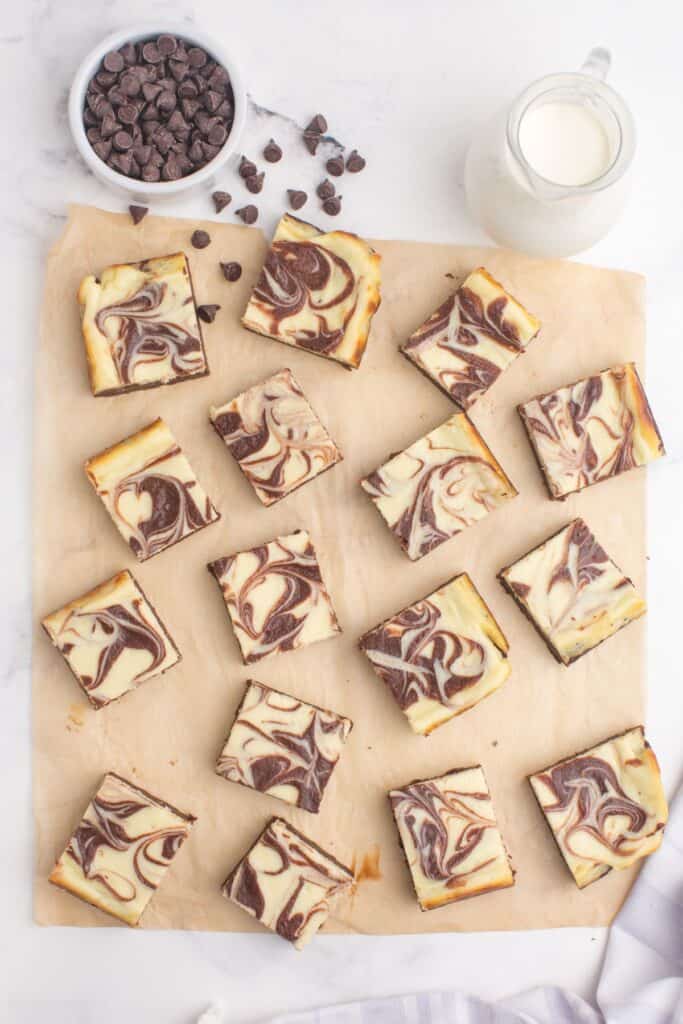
(33, 205, 647, 933)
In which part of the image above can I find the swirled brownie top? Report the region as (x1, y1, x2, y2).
(85, 417, 219, 561)
(210, 368, 342, 506)
(208, 529, 340, 664)
(498, 517, 646, 665)
(360, 573, 510, 736)
(361, 412, 517, 560)
(241, 213, 381, 369)
(49, 772, 195, 926)
(216, 679, 352, 812)
(518, 362, 665, 499)
(79, 253, 208, 396)
(223, 816, 353, 949)
(529, 726, 668, 888)
(390, 766, 514, 911)
(42, 570, 180, 709)
(401, 267, 540, 409)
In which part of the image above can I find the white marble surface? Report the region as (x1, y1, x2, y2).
(3, 1, 683, 1021)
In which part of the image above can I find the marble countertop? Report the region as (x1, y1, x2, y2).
(3, 1, 682, 1021)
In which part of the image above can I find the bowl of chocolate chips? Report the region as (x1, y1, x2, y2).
(69, 22, 246, 197)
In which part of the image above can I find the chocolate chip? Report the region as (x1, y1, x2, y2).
(118, 104, 138, 125)
(167, 109, 189, 134)
(93, 139, 112, 161)
(212, 190, 231, 213)
(316, 178, 335, 199)
(263, 139, 282, 162)
(142, 42, 162, 64)
(238, 155, 256, 179)
(120, 72, 141, 98)
(323, 195, 342, 216)
(169, 59, 189, 83)
(142, 82, 162, 102)
(157, 90, 176, 114)
(346, 149, 366, 172)
(191, 229, 211, 249)
(157, 34, 177, 57)
(110, 151, 133, 175)
(306, 113, 327, 135)
(326, 156, 344, 177)
(120, 42, 138, 66)
(189, 140, 204, 163)
(96, 70, 119, 88)
(142, 162, 161, 182)
(86, 127, 102, 144)
(245, 171, 264, 194)
(220, 261, 242, 282)
(181, 97, 201, 121)
(188, 47, 208, 68)
(207, 123, 227, 146)
(132, 143, 151, 164)
(204, 89, 222, 113)
(287, 189, 307, 210)
(113, 130, 133, 151)
(178, 79, 198, 99)
(129, 204, 148, 225)
(236, 205, 258, 224)
(303, 131, 320, 155)
(197, 304, 220, 323)
(202, 141, 221, 161)
(103, 51, 124, 74)
(162, 156, 181, 180)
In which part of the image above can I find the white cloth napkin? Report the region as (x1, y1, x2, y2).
(200, 785, 683, 1024)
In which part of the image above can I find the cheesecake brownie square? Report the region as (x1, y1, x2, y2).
(79, 253, 207, 396)
(41, 569, 180, 709)
(529, 726, 668, 888)
(85, 417, 219, 561)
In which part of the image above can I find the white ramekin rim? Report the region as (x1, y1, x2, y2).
(68, 21, 247, 199)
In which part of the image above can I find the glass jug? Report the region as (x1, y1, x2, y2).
(464, 49, 636, 257)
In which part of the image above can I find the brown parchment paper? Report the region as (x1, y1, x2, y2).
(33, 204, 648, 934)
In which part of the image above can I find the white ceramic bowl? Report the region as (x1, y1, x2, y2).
(68, 21, 246, 200)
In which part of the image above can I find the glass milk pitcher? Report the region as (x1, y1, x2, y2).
(464, 49, 636, 257)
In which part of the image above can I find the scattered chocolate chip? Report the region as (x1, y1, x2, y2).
(316, 178, 335, 199)
(326, 155, 344, 177)
(103, 51, 125, 74)
(346, 149, 366, 173)
(287, 189, 308, 210)
(236, 204, 258, 224)
(157, 34, 177, 57)
(303, 131, 320, 156)
(245, 171, 264, 194)
(191, 229, 211, 249)
(220, 261, 242, 282)
(197, 304, 220, 323)
(306, 114, 328, 135)
(238, 155, 257, 179)
(129, 204, 148, 225)
(212, 190, 232, 213)
(263, 139, 282, 162)
(323, 195, 342, 216)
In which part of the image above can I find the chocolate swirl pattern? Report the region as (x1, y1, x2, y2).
(85, 418, 219, 562)
(217, 680, 352, 812)
(79, 253, 207, 396)
(208, 530, 340, 664)
(519, 363, 665, 499)
(390, 766, 514, 910)
(210, 368, 342, 506)
(529, 727, 668, 888)
(361, 412, 517, 560)
(42, 570, 181, 709)
(241, 214, 382, 369)
(401, 267, 540, 409)
(48, 772, 195, 926)
(499, 517, 646, 665)
(360, 574, 510, 735)
(223, 816, 354, 949)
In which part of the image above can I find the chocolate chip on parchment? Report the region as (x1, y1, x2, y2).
(316, 178, 335, 199)
(306, 114, 328, 135)
(245, 171, 264, 194)
(236, 204, 258, 224)
(263, 139, 282, 162)
(322, 195, 342, 216)
(287, 189, 308, 210)
(212, 190, 232, 213)
(303, 132, 320, 156)
(197, 304, 221, 323)
(238, 155, 257, 179)
(326, 155, 344, 177)
(129, 205, 148, 225)
(191, 229, 211, 248)
(220, 261, 242, 282)
(346, 149, 366, 172)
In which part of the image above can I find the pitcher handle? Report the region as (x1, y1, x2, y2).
(581, 47, 611, 81)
